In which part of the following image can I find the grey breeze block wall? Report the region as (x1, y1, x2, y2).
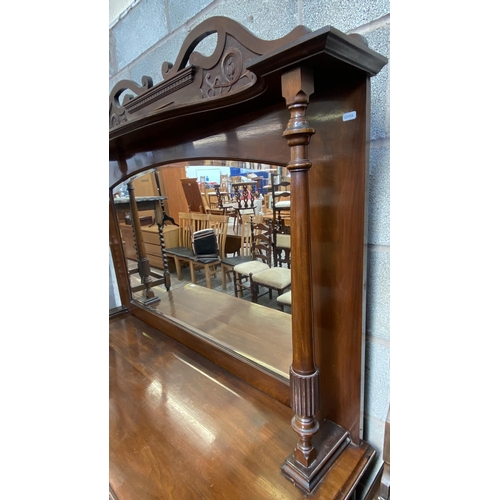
(109, 0, 390, 483)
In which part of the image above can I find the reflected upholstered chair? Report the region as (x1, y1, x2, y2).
(250, 260, 291, 304)
(232, 218, 272, 298)
(233, 218, 291, 304)
(273, 225, 291, 268)
(277, 290, 291, 312)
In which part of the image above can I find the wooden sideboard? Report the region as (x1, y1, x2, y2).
(119, 222, 179, 272)
(109, 15, 388, 497)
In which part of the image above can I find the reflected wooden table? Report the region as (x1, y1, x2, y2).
(114, 189, 172, 302)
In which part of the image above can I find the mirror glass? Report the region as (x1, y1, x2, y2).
(112, 160, 292, 380)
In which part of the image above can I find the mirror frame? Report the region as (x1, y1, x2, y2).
(109, 15, 387, 491)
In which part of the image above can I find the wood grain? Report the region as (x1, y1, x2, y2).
(109, 315, 375, 500)
(108, 19, 388, 488)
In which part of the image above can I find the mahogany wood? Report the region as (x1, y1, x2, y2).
(109, 195, 133, 311)
(109, 314, 376, 499)
(130, 300, 291, 405)
(281, 66, 319, 469)
(109, 96, 371, 435)
(280, 68, 355, 493)
(138, 283, 292, 379)
(109, 15, 388, 495)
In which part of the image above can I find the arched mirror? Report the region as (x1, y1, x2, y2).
(112, 159, 293, 380)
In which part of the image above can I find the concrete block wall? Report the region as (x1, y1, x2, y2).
(109, 0, 390, 485)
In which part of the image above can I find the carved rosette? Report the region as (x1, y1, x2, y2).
(202, 47, 256, 98)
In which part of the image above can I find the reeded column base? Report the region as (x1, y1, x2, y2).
(281, 419, 351, 494)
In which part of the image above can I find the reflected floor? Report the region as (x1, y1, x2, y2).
(129, 260, 289, 312)
(128, 261, 292, 379)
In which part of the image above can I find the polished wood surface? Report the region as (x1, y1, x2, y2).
(308, 85, 370, 443)
(109, 97, 370, 439)
(110, 314, 375, 500)
(144, 283, 292, 378)
(281, 66, 321, 472)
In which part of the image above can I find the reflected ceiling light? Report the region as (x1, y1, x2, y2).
(147, 379, 164, 405)
(166, 397, 216, 446)
(235, 121, 283, 140)
(192, 134, 227, 149)
(313, 110, 349, 122)
(173, 354, 241, 399)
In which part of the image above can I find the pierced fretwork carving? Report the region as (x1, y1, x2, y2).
(109, 16, 310, 132)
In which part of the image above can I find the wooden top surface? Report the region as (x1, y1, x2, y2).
(114, 195, 167, 204)
(109, 314, 374, 500)
(150, 283, 292, 378)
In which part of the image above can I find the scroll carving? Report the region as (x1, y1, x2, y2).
(109, 16, 310, 132)
(109, 76, 153, 129)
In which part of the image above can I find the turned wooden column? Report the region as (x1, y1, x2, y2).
(281, 66, 352, 495)
(281, 66, 319, 466)
(127, 182, 156, 300)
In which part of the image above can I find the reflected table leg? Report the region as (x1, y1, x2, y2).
(127, 182, 160, 305)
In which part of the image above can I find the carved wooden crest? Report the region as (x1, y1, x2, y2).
(109, 16, 310, 131)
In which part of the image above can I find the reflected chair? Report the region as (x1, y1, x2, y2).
(220, 214, 263, 292)
(250, 259, 291, 305)
(163, 212, 195, 280)
(247, 220, 291, 304)
(232, 218, 272, 298)
(188, 214, 228, 288)
(277, 290, 291, 312)
(164, 212, 211, 280)
(232, 180, 258, 232)
(273, 223, 291, 268)
(271, 172, 290, 232)
(233, 218, 292, 304)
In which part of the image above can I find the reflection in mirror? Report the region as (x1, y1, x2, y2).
(112, 160, 293, 379)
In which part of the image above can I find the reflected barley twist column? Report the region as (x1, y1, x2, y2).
(127, 182, 155, 300)
(281, 66, 319, 467)
(154, 201, 172, 291)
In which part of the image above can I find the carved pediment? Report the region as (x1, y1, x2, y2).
(109, 16, 310, 131)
